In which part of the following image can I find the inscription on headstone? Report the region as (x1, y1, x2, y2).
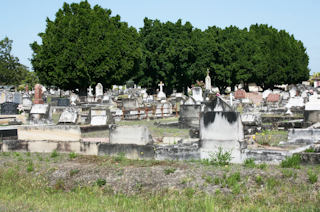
(1, 102, 19, 115)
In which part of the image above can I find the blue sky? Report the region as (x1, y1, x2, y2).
(1, 0, 319, 73)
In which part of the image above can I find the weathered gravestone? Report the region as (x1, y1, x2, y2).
(5, 93, 13, 102)
(58, 108, 78, 124)
(95, 83, 103, 97)
(266, 93, 280, 102)
(30, 104, 50, 123)
(57, 98, 70, 107)
(192, 87, 203, 103)
(89, 107, 113, 126)
(13, 93, 22, 104)
(0, 102, 19, 115)
(22, 94, 32, 110)
(157, 81, 166, 100)
(234, 89, 246, 99)
(199, 97, 244, 163)
(33, 84, 44, 104)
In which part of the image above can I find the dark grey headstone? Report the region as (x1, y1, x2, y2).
(1, 102, 19, 115)
(57, 98, 70, 107)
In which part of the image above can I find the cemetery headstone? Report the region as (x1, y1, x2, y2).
(234, 89, 246, 99)
(0, 102, 19, 115)
(13, 92, 21, 104)
(192, 87, 203, 103)
(6, 92, 13, 102)
(157, 81, 166, 100)
(0, 92, 6, 104)
(33, 84, 44, 104)
(59, 108, 78, 124)
(95, 83, 103, 96)
(266, 93, 280, 102)
(57, 98, 70, 107)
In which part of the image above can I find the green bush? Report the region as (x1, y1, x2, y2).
(307, 170, 318, 184)
(244, 158, 255, 168)
(281, 154, 300, 169)
(210, 147, 232, 166)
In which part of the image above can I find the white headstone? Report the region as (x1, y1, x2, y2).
(59, 108, 78, 123)
(87, 86, 93, 96)
(95, 83, 103, 96)
(157, 81, 166, 100)
(192, 87, 203, 103)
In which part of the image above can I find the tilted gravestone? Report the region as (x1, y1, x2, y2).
(1, 102, 19, 115)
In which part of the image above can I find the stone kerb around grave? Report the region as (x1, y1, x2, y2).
(109, 125, 153, 145)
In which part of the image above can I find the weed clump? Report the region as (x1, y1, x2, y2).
(69, 152, 77, 159)
(243, 158, 255, 168)
(51, 150, 59, 158)
(307, 170, 318, 184)
(209, 147, 232, 166)
(96, 179, 106, 187)
(164, 168, 176, 175)
(281, 154, 300, 169)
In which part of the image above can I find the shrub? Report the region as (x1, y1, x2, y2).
(281, 154, 300, 168)
(244, 158, 255, 168)
(164, 168, 176, 175)
(307, 170, 318, 184)
(210, 147, 232, 166)
(305, 148, 315, 153)
(51, 150, 59, 158)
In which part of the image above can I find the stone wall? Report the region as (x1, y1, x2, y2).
(98, 143, 154, 159)
(109, 125, 152, 145)
(18, 125, 81, 142)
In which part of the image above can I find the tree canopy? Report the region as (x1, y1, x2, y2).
(30, 1, 310, 94)
(31, 1, 141, 94)
(0, 37, 37, 87)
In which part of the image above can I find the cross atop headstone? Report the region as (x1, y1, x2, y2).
(158, 81, 164, 93)
(87, 86, 93, 96)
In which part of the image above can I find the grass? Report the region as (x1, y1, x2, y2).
(254, 130, 288, 146)
(118, 117, 189, 138)
(0, 152, 320, 211)
(281, 154, 301, 169)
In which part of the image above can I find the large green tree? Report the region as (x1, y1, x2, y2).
(0, 37, 34, 86)
(138, 18, 199, 94)
(31, 1, 141, 94)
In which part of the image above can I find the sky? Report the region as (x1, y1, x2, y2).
(0, 0, 319, 73)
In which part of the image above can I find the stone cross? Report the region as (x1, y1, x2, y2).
(158, 81, 164, 92)
(87, 86, 93, 96)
